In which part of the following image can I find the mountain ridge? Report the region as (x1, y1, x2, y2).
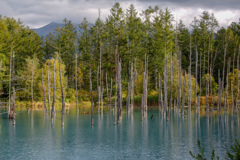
(33, 22, 93, 38)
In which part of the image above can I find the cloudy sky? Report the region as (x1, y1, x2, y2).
(0, 0, 239, 29)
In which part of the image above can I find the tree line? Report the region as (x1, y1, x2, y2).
(0, 3, 240, 123)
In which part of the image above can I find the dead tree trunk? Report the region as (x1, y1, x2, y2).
(42, 69, 47, 112)
(90, 65, 93, 125)
(117, 59, 122, 123)
(237, 51, 239, 112)
(58, 55, 65, 126)
(224, 59, 231, 111)
(8, 47, 12, 115)
(51, 61, 56, 120)
(31, 60, 34, 108)
(11, 51, 15, 124)
(195, 48, 198, 112)
(106, 71, 109, 108)
(189, 36, 192, 109)
(182, 71, 187, 116)
(164, 56, 168, 116)
(169, 53, 173, 109)
(145, 55, 148, 112)
(75, 53, 79, 113)
(127, 82, 130, 112)
(218, 70, 221, 113)
(110, 78, 112, 109)
(97, 65, 100, 111)
(231, 81, 234, 113)
(177, 52, 182, 111)
(155, 68, 158, 91)
(130, 63, 134, 109)
(48, 62, 51, 113)
(159, 74, 162, 110)
(114, 76, 117, 125)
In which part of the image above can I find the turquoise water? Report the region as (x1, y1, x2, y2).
(0, 108, 239, 159)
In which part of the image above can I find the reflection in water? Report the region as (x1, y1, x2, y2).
(0, 108, 239, 159)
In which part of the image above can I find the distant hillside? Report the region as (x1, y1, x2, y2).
(33, 22, 93, 39)
(33, 22, 63, 38)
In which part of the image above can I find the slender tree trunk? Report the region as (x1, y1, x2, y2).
(130, 63, 134, 109)
(145, 55, 148, 112)
(199, 53, 202, 97)
(97, 65, 100, 111)
(205, 79, 208, 114)
(169, 53, 173, 109)
(106, 71, 109, 108)
(159, 74, 162, 110)
(8, 47, 12, 115)
(58, 54, 65, 126)
(164, 56, 168, 116)
(117, 59, 122, 123)
(224, 59, 231, 111)
(12, 51, 15, 124)
(114, 76, 117, 125)
(90, 65, 93, 125)
(48, 62, 51, 114)
(189, 36, 192, 109)
(237, 50, 240, 112)
(75, 53, 79, 113)
(178, 52, 182, 111)
(155, 68, 157, 91)
(42, 69, 47, 113)
(142, 71, 146, 120)
(195, 47, 198, 112)
(51, 61, 56, 120)
(31, 61, 34, 108)
(110, 78, 112, 109)
(182, 71, 187, 116)
(218, 70, 221, 114)
(231, 81, 234, 113)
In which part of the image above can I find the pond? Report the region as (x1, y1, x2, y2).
(0, 108, 239, 159)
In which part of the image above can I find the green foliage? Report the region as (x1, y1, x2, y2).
(189, 139, 219, 160)
(226, 139, 240, 160)
(38, 58, 68, 103)
(201, 73, 218, 96)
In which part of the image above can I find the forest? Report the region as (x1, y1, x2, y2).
(1, 3, 240, 124)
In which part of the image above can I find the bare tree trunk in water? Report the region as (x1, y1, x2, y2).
(106, 71, 109, 108)
(117, 60, 122, 124)
(97, 65, 100, 112)
(114, 76, 117, 125)
(224, 59, 231, 111)
(218, 70, 221, 114)
(51, 61, 56, 121)
(58, 55, 65, 126)
(110, 78, 112, 109)
(90, 65, 93, 125)
(130, 63, 134, 109)
(231, 81, 234, 113)
(12, 51, 15, 124)
(42, 69, 47, 113)
(164, 56, 168, 116)
(169, 53, 173, 110)
(159, 74, 162, 110)
(31, 60, 34, 108)
(182, 71, 187, 116)
(8, 47, 12, 116)
(75, 53, 79, 113)
(195, 48, 198, 112)
(48, 62, 51, 114)
(189, 36, 192, 109)
(237, 50, 240, 112)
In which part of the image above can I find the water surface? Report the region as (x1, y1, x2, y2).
(0, 108, 239, 159)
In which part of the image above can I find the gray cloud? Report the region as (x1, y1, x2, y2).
(0, 0, 239, 29)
